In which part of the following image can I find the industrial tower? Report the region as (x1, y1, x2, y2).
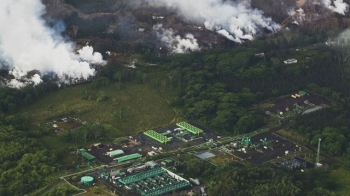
(315, 138, 321, 167)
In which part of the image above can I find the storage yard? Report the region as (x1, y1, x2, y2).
(257, 92, 331, 117)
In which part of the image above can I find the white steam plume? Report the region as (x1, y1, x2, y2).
(321, 0, 349, 15)
(0, 0, 106, 88)
(154, 24, 200, 53)
(147, 0, 279, 43)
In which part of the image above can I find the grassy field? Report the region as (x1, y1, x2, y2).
(258, 101, 274, 109)
(276, 129, 308, 145)
(19, 80, 176, 135)
(331, 167, 350, 195)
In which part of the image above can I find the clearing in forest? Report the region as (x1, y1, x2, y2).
(19, 82, 175, 135)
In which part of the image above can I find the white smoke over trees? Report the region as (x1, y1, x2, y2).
(0, 0, 106, 88)
(321, 0, 349, 15)
(146, 0, 280, 43)
(154, 24, 200, 53)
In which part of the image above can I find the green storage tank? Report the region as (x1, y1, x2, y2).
(81, 176, 94, 186)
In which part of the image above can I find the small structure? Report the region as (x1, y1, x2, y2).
(110, 169, 120, 177)
(81, 176, 94, 186)
(106, 149, 125, 157)
(113, 153, 142, 162)
(196, 152, 215, 160)
(254, 53, 265, 57)
(145, 161, 158, 168)
(138, 28, 145, 32)
(201, 187, 207, 196)
(284, 59, 297, 64)
(128, 165, 147, 173)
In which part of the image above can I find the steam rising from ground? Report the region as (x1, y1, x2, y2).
(321, 0, 349, 15)
(154, 24, 200, 53)
(0, 0, 105, 88)
(147, 0, 279, 42)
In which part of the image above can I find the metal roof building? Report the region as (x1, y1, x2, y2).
(113, 153, 142, 162)
(79, 149, 96, 161)
(144, 130, 170, 144)
(176, 122, 203, 135)
(107, 149, 124, 157)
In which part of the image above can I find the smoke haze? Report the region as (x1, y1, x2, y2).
(321, 0, 349, 15)
(154, 24, 200, 53)
(146, 0, 280, 43)
(0, 0, 105, 88)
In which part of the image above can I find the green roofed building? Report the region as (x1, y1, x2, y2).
(144, 130, 170, 144)
(106, 149, 124, 157)
(79, 149, 96, 161)
(176, 122, 203, 135)
(113, 153, 141, 162)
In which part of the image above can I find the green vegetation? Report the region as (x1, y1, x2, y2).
(19, 82, 174, 134)
(331, 167, 350, 195)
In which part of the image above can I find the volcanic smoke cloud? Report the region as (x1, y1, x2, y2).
(147, 0, 280, 43)
(0, 0, 106, 88)
(154, 24, 200, 53)
(321, 0, 349, 15)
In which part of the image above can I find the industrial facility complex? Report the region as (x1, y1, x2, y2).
(61, 92, 331, 196)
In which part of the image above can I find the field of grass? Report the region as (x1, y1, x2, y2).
(19, 80, 175, 135)
(276, 129, 308, 145)
(331, 167, 350, 195)
(258, 101, 274, 109)
(210, 151, 231, 165)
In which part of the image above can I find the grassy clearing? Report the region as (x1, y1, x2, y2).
(258, 102, 274, 109)
(19, 81, 175, 134)
(276, 129, 308, 145)
(210, 151, 231, 165)
(82, 183, 117, 196)
(331, 167, 350, 195)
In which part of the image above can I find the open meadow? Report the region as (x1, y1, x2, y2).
(19, 80, 176, 135)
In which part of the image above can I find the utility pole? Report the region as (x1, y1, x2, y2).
(316, 138, 321, 167)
